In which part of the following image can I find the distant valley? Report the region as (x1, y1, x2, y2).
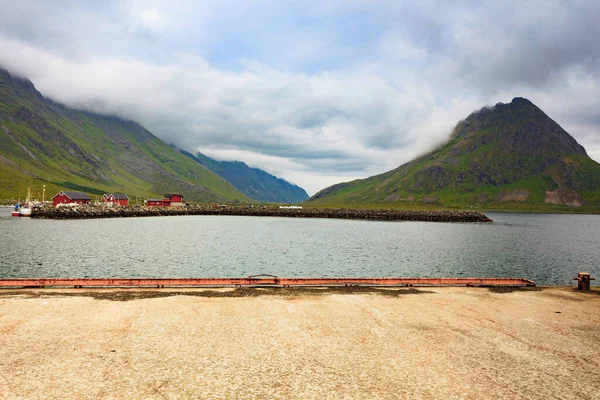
(0, 68, 307, 204)
(183, 151, 308, 203)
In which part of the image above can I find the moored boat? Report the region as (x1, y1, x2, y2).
(11, 204, 21, 217)
(19, 204, 32, 216)
(12, 187, 33, 217)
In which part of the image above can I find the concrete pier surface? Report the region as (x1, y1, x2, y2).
(0, 287, 598, 399)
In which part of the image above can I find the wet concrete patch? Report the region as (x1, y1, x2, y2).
(0, 286, 435, 301)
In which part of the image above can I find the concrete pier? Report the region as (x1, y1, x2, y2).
(0, 286, 598, 399)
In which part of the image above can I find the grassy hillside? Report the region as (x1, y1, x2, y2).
(310, 98, 600, 210)
(0, 69, 250, 203)
(183, 151, 309, 203)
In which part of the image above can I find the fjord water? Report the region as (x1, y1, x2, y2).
(0, 209, 598, 285)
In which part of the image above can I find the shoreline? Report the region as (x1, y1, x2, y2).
(31, 204, 493, 222)
(0, 284, 594, 299)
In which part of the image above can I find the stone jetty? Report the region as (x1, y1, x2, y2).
(32, 204, 492, 222)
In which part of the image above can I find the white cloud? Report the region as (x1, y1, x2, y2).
(138, 9, 164, 27)
(0, 37, 461, 194)
(0, 0, 599, 195)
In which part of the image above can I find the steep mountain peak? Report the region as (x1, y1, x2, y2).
(503, 97, 542, 115)
(0, 68, 44, 101)
(310, 98, 600, 208)
(452, 97, 586, 156)
(510, 96, 533, 105)
(460, 97, 538, 125)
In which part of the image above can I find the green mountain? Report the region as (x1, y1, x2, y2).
(310, 98, 600, 209)
(182, 151, 309, 203)
(0, 68, 250, 203)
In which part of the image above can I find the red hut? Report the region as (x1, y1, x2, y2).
(146, 199, 165, 207)
(52, 191, 92, 207)
(145, 194, 185, 207)
(164, 194, 184, 207)
(101, 193, 129, 206)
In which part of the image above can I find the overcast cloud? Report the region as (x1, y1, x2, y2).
(0, 0, 599, 194)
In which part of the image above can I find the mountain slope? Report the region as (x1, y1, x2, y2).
(0, 68, 250, 203)
(310, 98, 600, 208)
(182, 151, 309, 203)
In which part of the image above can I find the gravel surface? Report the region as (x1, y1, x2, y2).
(0, 287, 598, 399)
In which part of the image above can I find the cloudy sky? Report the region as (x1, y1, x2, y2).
(0, 0, 599, 194)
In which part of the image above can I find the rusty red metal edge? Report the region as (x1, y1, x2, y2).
(0, 277, 536, 288)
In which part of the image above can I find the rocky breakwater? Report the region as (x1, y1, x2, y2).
(32, 205, 493, 222)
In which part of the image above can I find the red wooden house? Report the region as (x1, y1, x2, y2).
(146, 194, 185, 207)
(101, 193, 129, 206)
(164, 194, 184, 207)
(146, 199, 165, 207)
(52, 191, 92, 206)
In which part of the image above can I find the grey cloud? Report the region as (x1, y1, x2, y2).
(291, 107, 350, 130)
(0, 0, 600, 194)
(447, 2, 600, 91)
(196, 136, 353, 161)
(373, 1, 600, 93)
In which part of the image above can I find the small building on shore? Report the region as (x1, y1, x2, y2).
(145, 194, 185, 207)
(164, 194, 184, 207)
(146, 198, 165, 207)
(52, 191, 92, 207)
(101, 193, 129, 206)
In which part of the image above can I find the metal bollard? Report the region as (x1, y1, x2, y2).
(573, 272, 595, 291)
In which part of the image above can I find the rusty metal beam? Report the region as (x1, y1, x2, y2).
(0, 277, 536, 288)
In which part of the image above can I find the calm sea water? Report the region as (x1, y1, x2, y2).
(0, 208, 598, 285)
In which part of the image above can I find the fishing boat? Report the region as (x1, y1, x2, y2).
(19, 203, 32, 217)
(11, 187, 33, 217)
(11, 204, 21, 217)
(12, 186, 22, 217)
